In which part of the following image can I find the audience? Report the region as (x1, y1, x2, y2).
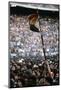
(9, 15, 59, 88)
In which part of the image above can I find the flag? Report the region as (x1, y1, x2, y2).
(28, 14, 39, 32)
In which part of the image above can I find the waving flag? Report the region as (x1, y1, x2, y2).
(28, 14, 40, 32)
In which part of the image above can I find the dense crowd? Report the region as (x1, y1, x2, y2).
(9, 15, 59, 87)
(10, 57, 59, 88)
(9, 15, 59, 59)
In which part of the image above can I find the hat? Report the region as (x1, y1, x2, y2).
(18, 58, 24, 63)
(33, 64, 38, 68)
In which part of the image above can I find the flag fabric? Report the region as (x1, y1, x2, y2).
(28, 14, 40, 32)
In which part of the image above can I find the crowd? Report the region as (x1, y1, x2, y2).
(9, 14, 59, 87)
(9, 15, 59, 59)
(10, 57, 59, 88)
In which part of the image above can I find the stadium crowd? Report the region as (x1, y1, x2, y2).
(10, 57, 59, 88)
(9, 14, 59, 88)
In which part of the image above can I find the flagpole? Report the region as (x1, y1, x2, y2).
(28, 9, 53, 80)
(37, 10, 53, 79)
(37, 10, 47, 61)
